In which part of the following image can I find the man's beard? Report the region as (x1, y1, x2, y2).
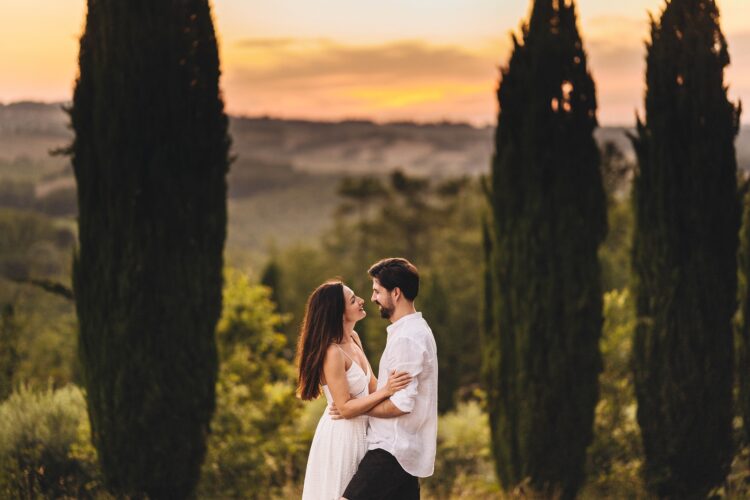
(377, 301, 394, 319)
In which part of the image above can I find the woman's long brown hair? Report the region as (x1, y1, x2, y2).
(296, 281, 345, 400)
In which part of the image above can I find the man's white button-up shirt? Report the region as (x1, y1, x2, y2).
(367, 312, 438, 478)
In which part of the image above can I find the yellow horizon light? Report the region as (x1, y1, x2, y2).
(346, 82, 490, 109)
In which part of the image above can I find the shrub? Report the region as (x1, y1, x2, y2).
(423, 396, 500, 499)
(198, 270, 304, 499)
(0, 384, 105, 498)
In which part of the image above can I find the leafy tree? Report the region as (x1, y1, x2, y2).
(199, 270, 303, 499)
(336, 175, 388, 224)
(485, 0, 607, 497)
(69, 1, 230, 496)
(630, 0, 741, 496)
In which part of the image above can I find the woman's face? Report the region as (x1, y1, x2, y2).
(343, 285, 366, 324)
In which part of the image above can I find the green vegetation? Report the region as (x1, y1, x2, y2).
(423, 397, 500, 499)
(0, 384, 103, 498)
(199, 271, 305, 498)
(3, 163, 750, 496)
(0, 207, 77, 393)
(582, 289, 645, 498)
(484, 0, 607, 497)
(0, 208, 74, 281)
(630, 0, 741, 496)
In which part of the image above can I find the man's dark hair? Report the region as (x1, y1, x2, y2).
(368, 258, 419, 301)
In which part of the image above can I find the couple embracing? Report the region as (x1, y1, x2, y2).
(296, 258, 438, 500)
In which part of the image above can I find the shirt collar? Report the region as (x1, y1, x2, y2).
(386, 311, 422, 339)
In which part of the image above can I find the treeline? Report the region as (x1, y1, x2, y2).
(0, 179, 77, 217)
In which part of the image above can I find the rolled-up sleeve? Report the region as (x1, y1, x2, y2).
(388, 337, 425, 413)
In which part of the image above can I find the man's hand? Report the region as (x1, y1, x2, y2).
(329, 402, 343, 420)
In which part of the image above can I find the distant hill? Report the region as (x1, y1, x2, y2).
(2, 101, 749, 179)
(2, 101, 749, 256)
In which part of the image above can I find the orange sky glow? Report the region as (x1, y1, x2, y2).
(2, 0, 748, 125)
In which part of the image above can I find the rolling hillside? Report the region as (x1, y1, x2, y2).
(2, 101, 749, 256)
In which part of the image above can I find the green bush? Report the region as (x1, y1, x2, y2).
(198, 270, 305, 499)
(0, 384, 104, 498)
(423, 396, 500, 499)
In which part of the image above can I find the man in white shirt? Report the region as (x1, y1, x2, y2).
(338, 257, 438, 500)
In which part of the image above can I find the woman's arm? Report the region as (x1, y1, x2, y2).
(322, 345, 410, 420)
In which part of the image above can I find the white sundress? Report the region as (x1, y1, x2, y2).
(302, 346, 371, 500)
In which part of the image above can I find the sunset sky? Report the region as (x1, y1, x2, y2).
(2, 0, 749, 125)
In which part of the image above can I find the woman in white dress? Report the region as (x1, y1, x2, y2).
(296, 281, 411, 500)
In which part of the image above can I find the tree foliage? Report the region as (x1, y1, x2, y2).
(737, 189, 750, 446)
(199, 270, 303, 499)
(69, 1, 230, 496)
(485, 0, 607, 496)
(0, 385, 103, 498)
(630, 0, 741, 496)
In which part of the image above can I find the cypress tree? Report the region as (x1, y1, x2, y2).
(260, 256, 283, 310)
(422, 274, 454, 413)
(739, 190, 750, 446)
(485, 0, 606, 497)
(69, 1, 230, 497)
(480, 208, 502, 462)
(630, 0, 740, 496)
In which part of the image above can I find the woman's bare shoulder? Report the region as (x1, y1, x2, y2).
(323, 343, 348, 367)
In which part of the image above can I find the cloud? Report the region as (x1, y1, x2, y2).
(236, 37, 301, 49)
(235, 37, 335, 50)
(220, 30, 750, 125)
(585, 14, 650, 40)
(220, 38, 501, 123)
(229, 39, 495, 88)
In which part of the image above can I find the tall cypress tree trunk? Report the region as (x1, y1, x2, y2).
(485, 1, 606, 497)
(630, 0, 740, 496)
(70, 1, 230, 497)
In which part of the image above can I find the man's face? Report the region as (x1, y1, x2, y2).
(371, 278, 395, 319)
